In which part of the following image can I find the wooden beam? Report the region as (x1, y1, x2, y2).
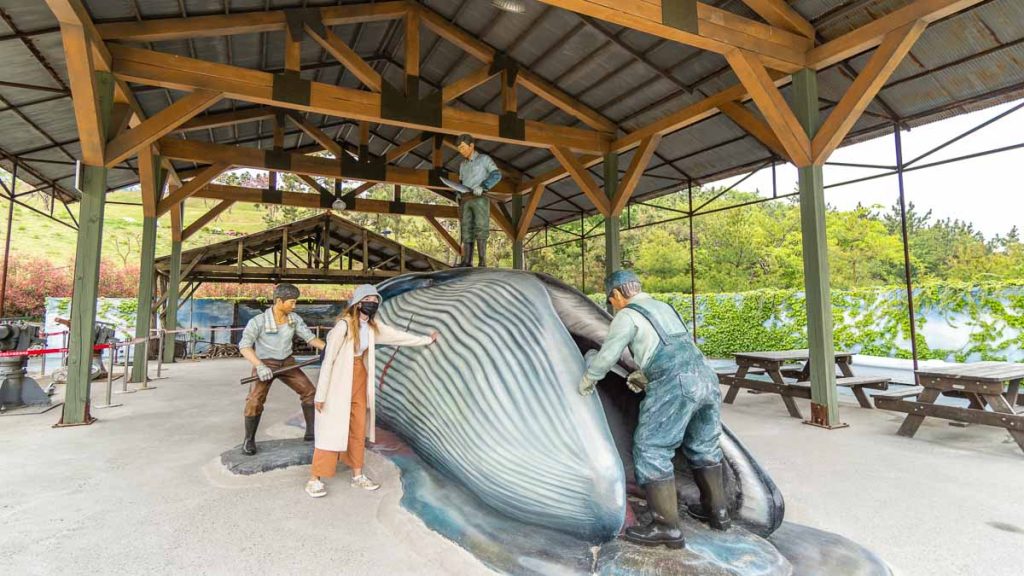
(95, 2, 408, 42)
(104, 89, 222, 167)
(195, 183, 460, 219)
(517, 184, 545, 241)
(532, 0, 811, 72)
(420, 7, 616, 134)
(442, 64, 499, 103)
(286, 112, 343, 157)
(809, 0, 984, 71)
(305, 26, 383, 92)
(156, 137, 517, 195)
(175, 107, 275, 133)
(502, 69, 517, 115)
(719, 100, 788, 161)
(405, 5, 420, 81)
(489, 202, 516, 238)
(551, 146, 611, 216)
(610, 135, 660, 216)
(386, 133, 431, 162)
(182, 199, 234, 240)
(739, 0, 815, 39)
(138, 151, 162, 218)
(726, 49, 810, 166)
(516, 72, 615, 133)
(425, 216, 461, 254)
(284, 16, 301, 72)
(812, 21, 927, 164)
(110, 44, 610, 154)
(170, 199, 183, 242)
(156, 161, 230, 218)
(52, 21, 104, 165)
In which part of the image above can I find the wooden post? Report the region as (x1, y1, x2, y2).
(793, 69, 842, 429)
(603, 152, 620, 279)
(162, 232, 182, 363)
(130, 154, 163, 383)
(511, 194, 524, 270)
(63, 70, 115, 425)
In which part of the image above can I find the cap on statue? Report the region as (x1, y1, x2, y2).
(604, 269, 640, 297)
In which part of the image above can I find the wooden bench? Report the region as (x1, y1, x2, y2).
(798, 376, 890, 409)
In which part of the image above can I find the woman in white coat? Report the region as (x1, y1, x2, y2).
(305, 284, 437, 497)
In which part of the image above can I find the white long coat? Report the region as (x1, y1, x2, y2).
(313, 320, 431, 452)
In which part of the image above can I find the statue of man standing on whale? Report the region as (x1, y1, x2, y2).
(581, 269, 731, 549)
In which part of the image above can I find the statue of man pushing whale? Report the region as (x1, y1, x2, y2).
(581, 270, 731, 549)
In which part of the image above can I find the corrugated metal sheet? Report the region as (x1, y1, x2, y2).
(0, 0, 1020, 229)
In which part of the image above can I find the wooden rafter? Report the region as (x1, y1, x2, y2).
(517, 184, 545, 242)
(610, 135, 661, 216)
(138, 151, 162, 217)
(285, 112, 344, 158)
(488, 202, 516, 238)
(109, 44, 609, 154)
(808, 0, 981, 71)
(305, 26, 383, 92)
(405, 5, 421, 82)
(718, 100, 788, 161)
(551, 146, 610, 216)
(156, 161, 230, 218)
(175, 107, 275, 133)
(811, 21, 927, 164)
(532, 0, 811, 73)
(104, 89, 222, 167)
(425, 216, 461, 254)
(739, 0, 815, 40)
(194, 183, 459, 219)
(95, 2, 408, 42)
(385, 132, 432, 162)
(170, 200, 183, 242)
(726, 49, 810, 167)
(419, 7, 616, 134)
(442, 64, 499, 103)
(155, 137, 516, 195)
(182, 200, 235, 241)
(50, 20, 104, 165)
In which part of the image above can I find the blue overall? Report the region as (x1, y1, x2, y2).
(627, 300, 724, 485)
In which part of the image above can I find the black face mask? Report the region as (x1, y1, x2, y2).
(359, 301, 379, 318)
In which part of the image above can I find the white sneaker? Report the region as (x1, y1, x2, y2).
(351, 474, 380, 491)
(305, 479, 327, 498)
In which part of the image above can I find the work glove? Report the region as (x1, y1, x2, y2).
(626, 371, 648, 394)
(256, 363, 274, 382)
(472, 186, 484, 197)
(578, 375, 597, 396)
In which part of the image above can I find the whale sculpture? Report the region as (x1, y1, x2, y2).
(374, 268, 784, 542)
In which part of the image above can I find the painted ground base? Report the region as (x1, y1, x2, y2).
(220, 428, 891, 575)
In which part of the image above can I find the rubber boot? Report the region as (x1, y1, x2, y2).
(624, 479, 685, 549)
(476, 239, 487, 268)
(242, 414, 261, 455)
(302, 404, 315, 442)
(457, 242, 474, 268)
(687, 463, 732, 530)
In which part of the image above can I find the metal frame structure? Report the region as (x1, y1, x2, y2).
(0, 0, 1013, 427)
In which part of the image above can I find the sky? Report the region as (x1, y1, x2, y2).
(711, 99, 1024, 240)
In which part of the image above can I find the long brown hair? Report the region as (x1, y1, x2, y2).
(340, 303, 378, 353)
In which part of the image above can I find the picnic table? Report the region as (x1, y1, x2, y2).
(873, 361, 1024, 453)
(719, 349, 890, 419)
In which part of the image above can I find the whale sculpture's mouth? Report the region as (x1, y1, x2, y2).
(375, 268, 784, 541)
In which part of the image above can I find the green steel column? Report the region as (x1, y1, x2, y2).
(61, 71, 115, 425)
(130, 157, 163, 383)
(792, 69, 841, 428)
(162, 237, 181, 363)
(603, 152, 621, 278)
(511, 194, 524, 270)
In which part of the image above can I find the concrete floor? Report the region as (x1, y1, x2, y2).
(1, 358, 1022, 575)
